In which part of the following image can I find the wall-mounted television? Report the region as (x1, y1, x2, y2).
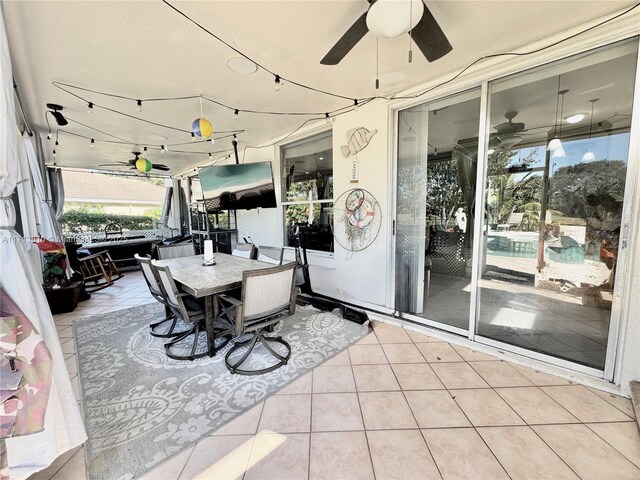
(198, 161, 277, 212)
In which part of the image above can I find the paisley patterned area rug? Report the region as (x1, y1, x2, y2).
(73, 303, 369, 480)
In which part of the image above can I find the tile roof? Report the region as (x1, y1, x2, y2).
(62, 170, 165, 203)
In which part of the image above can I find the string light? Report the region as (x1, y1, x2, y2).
(325, 113, 332, 124)
(191, 132, 196, 141)
(234, 109, 239, 119)
(161, 144, 167, 152)
(90, 138, 95, 148)
(354, 99, 359, 111)
(47, 132, 52, 140)
(274, 74, 281, 92)
(209, 153, 213, 161)
(87, 101, 94, 114)
(136, 99, 143, 112)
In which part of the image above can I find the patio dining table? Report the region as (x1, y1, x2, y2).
(154, 252, 273, 357)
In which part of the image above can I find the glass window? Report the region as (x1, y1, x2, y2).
(281, 130, 333, 252)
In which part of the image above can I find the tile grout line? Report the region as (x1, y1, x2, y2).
(241, 399, 268, 480)
(582, 423, 640, 470)
(378, 325, 445, 480)
(347, 336, 377, 480)
(307, 368, 313, 480)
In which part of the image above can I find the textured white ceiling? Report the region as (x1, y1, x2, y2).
(3, 0, 637, 175)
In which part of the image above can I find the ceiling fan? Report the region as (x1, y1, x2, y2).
(321, 0, 452, 65)
(98, 150, 170, 172)
(493, 111, 526, 135)
(490, 111, 527, 149)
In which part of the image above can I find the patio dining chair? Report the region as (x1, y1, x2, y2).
(135, 254, 189, 338)
(256, 246, 284, 265)
(156, 242, 195, 260)
(151, 263, 212, 360)
(231, 242, 257, 260)
(217, 262, 297, 375)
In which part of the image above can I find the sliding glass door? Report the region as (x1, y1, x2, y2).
(394, 38, 638, 374)
(395, 90, 481, 332)
(476, 40, 638, 371)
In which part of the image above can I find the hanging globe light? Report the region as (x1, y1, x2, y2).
(135, 157, 153, 173)
(192, 117, 213, 138)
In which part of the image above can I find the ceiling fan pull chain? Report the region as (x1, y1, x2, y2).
(375, 37, 380, 90)
(408, 0, 413, 63)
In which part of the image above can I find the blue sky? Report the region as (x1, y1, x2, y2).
(511, 132, 631, 174)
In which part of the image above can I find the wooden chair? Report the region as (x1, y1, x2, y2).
(217, 262, 297, 375)
(231, 242, 257, 260)
(156, 242, 195, 260)
(78, 250, 123, 291)
(256, 246, 284, 265)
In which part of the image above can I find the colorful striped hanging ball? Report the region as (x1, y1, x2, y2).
(135, 157, 153, 173)
(192, 117, 213, 138)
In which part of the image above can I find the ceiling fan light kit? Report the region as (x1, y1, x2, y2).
(135, 157, 153, 173)
(366, 0, 424, 38)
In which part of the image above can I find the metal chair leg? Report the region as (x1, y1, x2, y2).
(164, 321, 209, 361)
(224, 328, 291, 376)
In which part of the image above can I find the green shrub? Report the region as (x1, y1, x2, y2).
(60, 211, 154, 233)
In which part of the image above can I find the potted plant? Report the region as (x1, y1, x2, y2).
(36, 239, 82, 314)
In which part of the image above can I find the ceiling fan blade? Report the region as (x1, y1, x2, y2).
(494, 122, 526, 135)
(151, 164, 171, 171)
(98, 162, 129, 166)
(321, 11, 369, 65)
(410, 3, 452, 62)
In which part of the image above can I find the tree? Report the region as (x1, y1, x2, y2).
(426, 159, 465, 225)
(548, 159, 626, 238)
(486, 148, 541, 227)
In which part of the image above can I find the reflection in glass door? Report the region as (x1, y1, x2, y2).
(476, 41, 638, 370)
(395, 90, 480, 331)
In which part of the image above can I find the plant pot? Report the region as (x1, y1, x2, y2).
(43, 281, 82, 315)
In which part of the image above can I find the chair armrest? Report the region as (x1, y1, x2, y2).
(79, 252, 103, 262)
(218, 294, 243, 306)
(217, 294, 244, 334)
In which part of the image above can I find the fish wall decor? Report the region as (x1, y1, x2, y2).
(341, 127, 377, 158)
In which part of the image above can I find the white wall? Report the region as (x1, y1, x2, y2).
(314, 102, 391, 307)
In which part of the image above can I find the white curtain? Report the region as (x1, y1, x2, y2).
(1, 8, 86, 479)
(47, 167, 65, 221)
(24, 132, 62, 242)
